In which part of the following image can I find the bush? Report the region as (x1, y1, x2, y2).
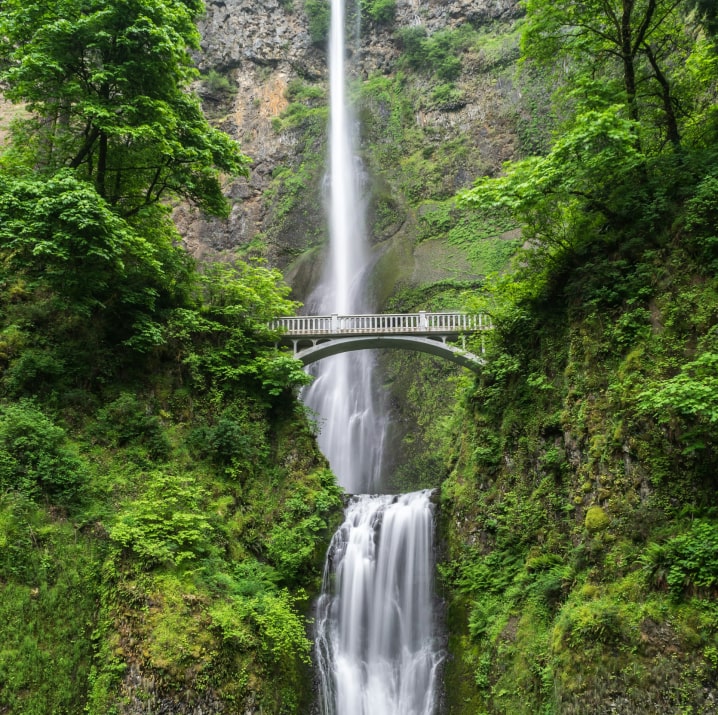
(641, 521, 718, 598)
(109, 471, 214, 566)
(556, 597, 626, 648)
(265, 471, 343, 585)
(0, 401, 85, 501)
(397, 26, 429, 64)
(430, 83, 466, 110)
(92, 393, 170, 460)
(305, 0, 330, 45)
(187, 405, 269, 473)
(362, 0, 396, 24)
(397, 27, 465, 81)
(203, 69, 235, 96)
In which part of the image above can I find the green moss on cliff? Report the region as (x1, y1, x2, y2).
(438, 213, 718, 714)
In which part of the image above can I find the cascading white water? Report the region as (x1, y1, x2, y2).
(301, 0, 386, 495)
(315, 491, 441, 715)
(307, 2, 442, 713)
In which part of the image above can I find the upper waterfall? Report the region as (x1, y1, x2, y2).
(300, 0, 387, 494)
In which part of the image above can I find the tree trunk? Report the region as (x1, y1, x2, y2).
(96, 132, 108, 199)
(621, 0, 640, 121)
(644, 42, 681, 147)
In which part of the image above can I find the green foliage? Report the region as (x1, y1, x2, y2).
(209, 582, 313, 672)
(109, 471, 214, 566)
(641, 522, 718, 598)
(638, 351, 718, 453)
(266, 469, 343, 585)
(272, 101, 328, 134)
(429, 83, 466, 110)
(250, 589, 313, 664)
(0, 3, 336, 715)
(356, 72, 415, 165)
(187, 404, 270, 477)
(522, 0, 711, 149)
(203, 69, 236, 96)
(165, 260, 309, 398)
(554, 596, 627, 648)
(435, 5, 718, 713)
(92, 393, 170, 460)
(0, 401, 85, 501)
(460, 106, 644, 248)
(361, 0, 396, 24)
(0, 0, 249, 216)
(0, 171, 162, 314)
(685, 172, 718, 268)
(397, 26, 466, 81)
(286, 79, 326, 103)
(418, 200, 519, 274)
(0, 494, 100, 714)
(305, 0, 330, 45)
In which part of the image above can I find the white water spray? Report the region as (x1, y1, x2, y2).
(316, 492, 441, 715)
(302, 0, 386, 494)
(307, 2, 442, 713)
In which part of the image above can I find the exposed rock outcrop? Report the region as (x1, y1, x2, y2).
(178, 0, 523, 293)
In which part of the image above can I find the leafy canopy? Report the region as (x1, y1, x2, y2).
(0, 0, 249, 216)
(461, 0, 718, 255)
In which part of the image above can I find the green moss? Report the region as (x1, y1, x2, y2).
(585, 506, 610, 533)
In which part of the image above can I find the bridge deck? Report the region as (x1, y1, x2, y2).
(272, 312, 490, 338)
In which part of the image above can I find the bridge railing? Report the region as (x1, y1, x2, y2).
(271, 312, 491, 336)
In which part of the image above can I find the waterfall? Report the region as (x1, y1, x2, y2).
(301, 0, 386, 495)
(306, 2, 442, 713)
(315, 492, 441, 715)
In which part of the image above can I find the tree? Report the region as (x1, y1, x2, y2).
(521, 0, 701, 149)
(460, 0, 718, 261)
(166, 261, 312, 397)
(0, 0, 249, 217)
(460, 106, 645, 248)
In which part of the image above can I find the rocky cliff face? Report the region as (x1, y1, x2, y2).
(178, 0, 523, 302)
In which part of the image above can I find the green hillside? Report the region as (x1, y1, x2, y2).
(1, 0, 717, 713)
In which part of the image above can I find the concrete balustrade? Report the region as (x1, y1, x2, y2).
(271, 312, 491, 337)
(269, 312, 491, 371)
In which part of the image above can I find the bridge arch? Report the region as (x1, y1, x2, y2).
(294, 336, 484, 371)
(272, 312, 490, 371)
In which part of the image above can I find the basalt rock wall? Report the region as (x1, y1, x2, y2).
(178, 0, 524, 301)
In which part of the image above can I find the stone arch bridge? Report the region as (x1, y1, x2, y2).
(271, 312, 490, 371)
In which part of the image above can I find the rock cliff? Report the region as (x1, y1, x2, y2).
(178, 0, 523, 302)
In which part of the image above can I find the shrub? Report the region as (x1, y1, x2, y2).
(640, 521, 718, 598)
(204, 69, 235, 96)
(397, 26, 429, 65)
(109, 471, 213, 566)
(305, 0, 330, 45)
(0, 401, 85, 501)
(555, 597, 626, 648)
(187, 406, 269, 473)
(92, 393, 170, 460)
(362, 0, 396, 24)
(397, 27, 465, 80)
(430, 83, 466, 110)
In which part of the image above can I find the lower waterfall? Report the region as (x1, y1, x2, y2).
(308, 1, 441, 711)
(315, 491, 441, 715)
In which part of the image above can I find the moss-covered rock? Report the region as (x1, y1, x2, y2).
(584, 505, 610, 533)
